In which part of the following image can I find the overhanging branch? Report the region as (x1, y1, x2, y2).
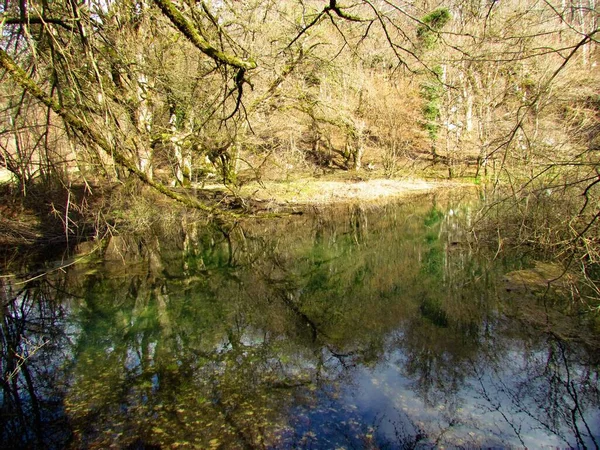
(286, 0, 373, 50)
(0, 47, 226, 215)
(2, 15, 76, 31)
(152, 0, 257, 70)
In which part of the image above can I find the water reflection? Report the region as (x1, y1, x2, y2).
(1, 276, 75, 449)
(1, 193, 599, 449)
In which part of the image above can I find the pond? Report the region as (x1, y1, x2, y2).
(1, 191, 599, 449)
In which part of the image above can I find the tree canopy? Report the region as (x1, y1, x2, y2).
(0, 0, 598, 239)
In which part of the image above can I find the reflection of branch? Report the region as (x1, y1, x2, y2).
(473, 335, 600, 449)
(556, 338, 599, 449)
(475, 374, 526, 447)
(5, 338, 49, 383)
(3, 244, 101, 286)
(273, 287, 360, 371)
(270, 378, 312, 389)
(278, 290, 320, 342)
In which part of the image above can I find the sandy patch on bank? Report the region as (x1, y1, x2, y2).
(0, 169, 14, 184)
(246, 178, 468, 205)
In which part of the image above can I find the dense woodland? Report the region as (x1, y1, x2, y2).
(0, 0, 599, 300)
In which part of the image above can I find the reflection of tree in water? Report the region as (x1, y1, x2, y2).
(354, 201, 600, 448)
(60, 202, 438, 448)
(472, 325, 600, 449)
(1, 195, 599, 448)
(0, 277, 74, 449)
(393, 202, 488, 408)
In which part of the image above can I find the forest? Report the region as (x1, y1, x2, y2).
(2, 2, 600, 448)
(0, 0, 599, 304)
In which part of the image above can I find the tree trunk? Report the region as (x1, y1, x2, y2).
(136, 72, 154, 180)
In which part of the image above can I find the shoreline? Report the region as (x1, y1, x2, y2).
(234, 178, 475, 207)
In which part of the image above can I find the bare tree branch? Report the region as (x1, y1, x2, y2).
(0, 46, 229, 215)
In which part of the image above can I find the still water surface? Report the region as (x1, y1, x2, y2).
(1, 192, 599, 449)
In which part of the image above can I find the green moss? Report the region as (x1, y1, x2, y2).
(422, 8, 452, 29)
(420, 66, 444, 141)
(417, 7, 452, 49)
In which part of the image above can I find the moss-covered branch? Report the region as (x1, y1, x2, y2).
(2, 15, 76, 31)
(152, 0, 256, 70)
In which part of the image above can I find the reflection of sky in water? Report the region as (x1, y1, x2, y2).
(285, 343, 599, 449)
(107, 295, 597, 448)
